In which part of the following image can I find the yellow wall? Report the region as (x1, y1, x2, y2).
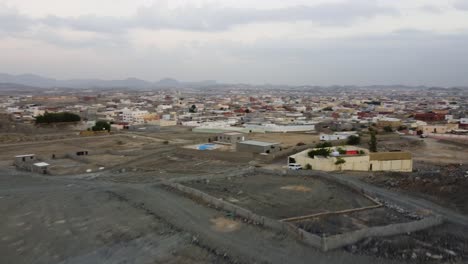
(420, 123, 458, 134)
(289, 148, 412, 172)
(370, 159, 412, 172)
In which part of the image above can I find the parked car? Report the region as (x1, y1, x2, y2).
(288, 163, 302, 170)
(420, 134, 428, 138)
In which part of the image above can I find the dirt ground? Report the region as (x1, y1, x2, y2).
(248, 132, 320, 147)
(0, 167, 398, 264)
(296, 207, 413, 236)
(359, 161, 468, 215)
(348, 222, 468, 264)
(185, 174, 374, 219)
(0, 169, 225, 264)
(1, 127, 467, 263)
(412, 138, 468, 164)
(372, 135, 468, 164)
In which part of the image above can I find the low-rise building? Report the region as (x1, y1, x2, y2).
(376, 117, 402, 128)
(319, 132, 358, 141)
(236, 140, 281, 154)
(419, 123, 458, 134)
(14, 154, 50, 174)
(288, 146, 412, 172)
(215, 132, 245, 144)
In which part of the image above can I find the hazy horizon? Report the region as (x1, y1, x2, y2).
(1, 0, 468, 86)
(2, 71, 468, 88)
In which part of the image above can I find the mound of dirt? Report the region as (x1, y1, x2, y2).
(280, 185, 312, 192)
(210, 217, 240, 233)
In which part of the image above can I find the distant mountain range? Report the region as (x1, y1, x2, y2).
(0, 73, 466, 90)
(0, 73, 218, 89)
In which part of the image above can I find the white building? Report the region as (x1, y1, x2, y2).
(120, 108, 149, 124)
(320, 132, 358, 141)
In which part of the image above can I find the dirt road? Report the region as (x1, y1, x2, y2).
(0, 167, 397, 264)
(308, 170, 468, 227)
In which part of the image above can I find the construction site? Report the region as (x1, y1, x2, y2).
(1, 126, 468, 264)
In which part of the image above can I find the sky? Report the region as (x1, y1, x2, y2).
(1, 0, 468, 86)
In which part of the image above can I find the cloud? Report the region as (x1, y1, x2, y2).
(0, 5, 32, 34)
(133, 0, 397, 31)
(453, 0, 468, 10)
(1, 0, 397, 35)
(41, 15, 130, 34)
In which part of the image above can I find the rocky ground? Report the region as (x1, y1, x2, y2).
(363, 162, 468, 214)
(1, 129, 468, 263)
(347, 223, 468, 264)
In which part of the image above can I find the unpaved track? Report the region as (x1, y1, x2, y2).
(94, 184, 397, 264)
(0, 169, 223, 264)
(311, 171, 468, 227)
(0, 168, 397, 264)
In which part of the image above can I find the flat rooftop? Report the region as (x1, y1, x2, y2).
(222, 132, 244, 136)
(15, 154, 35, 158)
(33, 162, 50, 167)
(238, 140, 280, 147)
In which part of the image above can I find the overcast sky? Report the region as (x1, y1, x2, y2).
(1, 0, 468, 86)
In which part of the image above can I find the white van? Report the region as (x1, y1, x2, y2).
(288, 163, 302, 170)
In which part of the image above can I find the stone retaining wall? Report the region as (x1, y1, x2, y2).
(167, 170, 444, 251)
(323, 216, 444, 251)
(162, 180, 323, 248)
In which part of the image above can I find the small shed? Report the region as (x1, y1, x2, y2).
(33, 162, 50, 174)
(14, 154, 36, 166)
(216, 132, 245, 144)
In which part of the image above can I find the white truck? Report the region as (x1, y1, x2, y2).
(288, 163, 302, 170)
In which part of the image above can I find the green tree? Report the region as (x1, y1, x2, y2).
(35, 112, 81, 124)
(316, 142, 332, 148)
(92, 120, 111, 131)
(346, 135, 360, 145)
(335, 157, 346, 170)
(336, 147, 346, 155)
(369, 131, 377, 152)
(189, 104, 197, 113)
(383, 126, 393, 132)
(335, 157, 346, 165)
(308, 147, 331, 158)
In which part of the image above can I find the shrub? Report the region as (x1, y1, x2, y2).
(92, 120, 111, 131)
(336, 147, 346, 155)
(335, 157, 346, 165)
(316, 142, 332, 148)
(347, 135, 360, 145)
(305, 164, 312, 170)
(383, 126, 393, 132)
(308, 147, 331, 158)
